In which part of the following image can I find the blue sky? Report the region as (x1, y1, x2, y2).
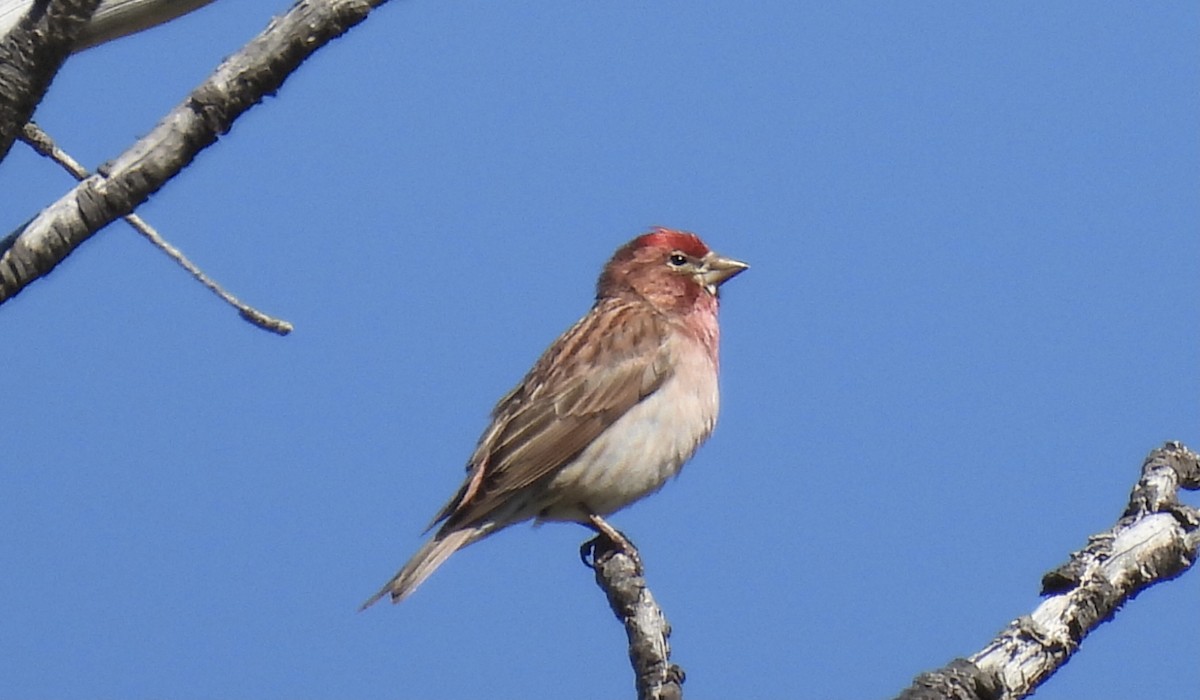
(2, 1, 1197, 698)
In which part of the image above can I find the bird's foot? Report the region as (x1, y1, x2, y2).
(580, 514, 644, 573)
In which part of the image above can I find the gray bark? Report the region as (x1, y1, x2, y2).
(587, 535, 686, 700)
(0, 0, 101, 160)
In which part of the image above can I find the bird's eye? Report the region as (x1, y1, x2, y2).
(667, 253, 688, 267)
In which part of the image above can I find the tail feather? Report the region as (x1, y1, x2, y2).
(360, 526, 488, 610)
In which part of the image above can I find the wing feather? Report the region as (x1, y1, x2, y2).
(433, 299, 672, 531)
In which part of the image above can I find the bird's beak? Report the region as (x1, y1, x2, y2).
(699, 253, 749, 292)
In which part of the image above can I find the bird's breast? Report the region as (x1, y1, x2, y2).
(538, 336, 719, 520)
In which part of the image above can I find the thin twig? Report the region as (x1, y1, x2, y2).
(20, 121, 293, 335)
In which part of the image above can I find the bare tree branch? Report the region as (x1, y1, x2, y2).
(0, 0, 101, 160)
(585, 533, 686, 700)
(20, 121, 293, 334)
(0, 0, 390, 305)
(896, 441, 1200, 700)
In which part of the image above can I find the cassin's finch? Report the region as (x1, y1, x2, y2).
(363, 228, 747, 607)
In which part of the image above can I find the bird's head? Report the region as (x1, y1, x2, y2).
(597, 228, 748, 313)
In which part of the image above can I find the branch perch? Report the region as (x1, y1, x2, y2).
(585, 533, 685, 700)
(896, 441, 1200, 700)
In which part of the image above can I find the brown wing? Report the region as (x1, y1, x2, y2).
(431, 299, 673, 531)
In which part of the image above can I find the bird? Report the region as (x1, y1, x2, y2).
(361, 228, 747, 608)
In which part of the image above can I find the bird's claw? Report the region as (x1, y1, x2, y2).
(580, 535, 602, 569)
(580, 515, 644, 573)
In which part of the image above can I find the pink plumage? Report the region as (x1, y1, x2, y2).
(362, 229, 748, 608)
